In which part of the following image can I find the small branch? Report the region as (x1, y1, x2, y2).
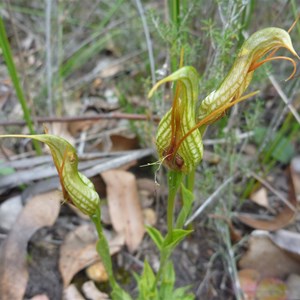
(0, 148, 155, 190)
(268, 74, 300, 124)
(249, 171, 296, 212)
(184, 175, 235, 226)
(203, 131, 254, 145)
(0, 112, 160, 126)
(134, 0, 156, 85)
(45, 0, 53, 115)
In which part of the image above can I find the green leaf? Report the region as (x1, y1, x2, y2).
(254, 127, 294, 164)
(0, 17, 41, 154)
(176, 183, 194, 228)
(163, 229, 193, 252)
(159, 261, 176, 299)
(96, 236, 114, 280)
(253, 126, 267, 144)
(0, 161, 15, 176)
(146, 226, 164, 251)
(159, 262, 195, 300)
(111, 288, 133, 300)
(172, 286, 195, 300)
(142, 260, 156, 285)
(271, 137, 294, 164)
(136, 261, 158, 300)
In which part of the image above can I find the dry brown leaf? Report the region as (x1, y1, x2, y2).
(239, 269, 289, 300)
(100, 202, 111, 225)
(59, 224, 124, 287)
(94, 130, 139, 153)
(237, 169, 297, 231)
(59, 224, 98, 287)
(137, 178, 157, 195)
(86, 261, 108, 283)
(269, 230, 300, 257)
(256, 278, 287, 300)
(0, 195, 23, 231)
(82, 281, 109, 300)
(102, 170, 145, 252)
(109, 133, 138, 151)
(137, 178, 157, 208)
(63, 284, 85, 300)
(143, 208, 157, 226)
(100, 61, 123, 78)
(250, 188, 269, 209)
(202, 150, 221, 164)
(286, 274, 300, 300)
(238, 269, 260, 300)
(0, 191, 61, 300)
(239, 231, 300, 278)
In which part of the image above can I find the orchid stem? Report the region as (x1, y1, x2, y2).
(91, 207, 118, 289)
(185, 170, 195, 192)
(91, 206, 134, 300)
(167, 170, 183, 237)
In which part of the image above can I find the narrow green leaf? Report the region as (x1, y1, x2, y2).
(92, 209, 131, 299)
(136, 261, 158, 300)
(0, 17, 41, 154)
(111, 288, 133, 300)
(164, 229, 193, 251)
(0, 161, 15, 176)
(173, 286, 195, 300)
(96, 235, 114, 280)
(254, 127, 295, 163)
(270, 137, 294, 164)
(176, 183, 194, 228)
(159, 261, 175, 299)
(146, 226, 164, 251)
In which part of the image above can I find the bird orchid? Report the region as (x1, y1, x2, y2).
(149, 26, 299, 174)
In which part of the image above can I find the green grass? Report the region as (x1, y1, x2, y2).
(0, 16, 41, 154)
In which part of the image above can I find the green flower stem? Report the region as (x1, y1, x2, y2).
(167, 170, 183, 236)
(154, 248, 169, 287)
(91, 207, 118, 289)
(168, 0, 180, 72)
(92, 208, 135, 300)
(153, 170, 182, 286)
(185, 170, 195, 192)
(91, 207, 132, 300)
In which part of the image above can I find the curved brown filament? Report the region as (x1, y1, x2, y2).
(172, 90, 259, 159)
(250, 17, 300, 80)
(288, 13, 300, 33)
(59, 148, 72, 203)
(168, 48, 185, 160)
(249, 55, 298, 81)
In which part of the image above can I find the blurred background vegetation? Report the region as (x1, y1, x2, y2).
(0, 0, 300, 298)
